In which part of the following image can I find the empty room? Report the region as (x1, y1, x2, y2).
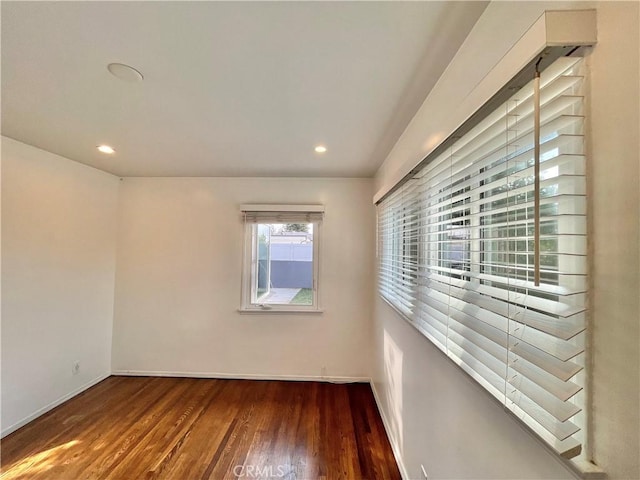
(1, 1, 638, 479)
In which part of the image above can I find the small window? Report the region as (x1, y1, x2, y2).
(240, 205, 323, 313)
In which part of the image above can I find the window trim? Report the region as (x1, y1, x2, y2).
(239, 206, 323, 314)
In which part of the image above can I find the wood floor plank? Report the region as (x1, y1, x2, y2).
(1, 376, 401, 480)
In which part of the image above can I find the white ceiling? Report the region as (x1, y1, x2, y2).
(1, 1, 487, 178)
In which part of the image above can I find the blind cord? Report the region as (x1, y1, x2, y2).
(533, 57, 543, 287)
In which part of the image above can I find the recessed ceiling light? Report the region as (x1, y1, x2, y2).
(314, 145, 327, 153)
(97, 145, 115, 154)
(107, 63, 144, 83)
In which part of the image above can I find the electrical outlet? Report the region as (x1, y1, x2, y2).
(420, 464, 428, 479)
(72, 361, 80, 375)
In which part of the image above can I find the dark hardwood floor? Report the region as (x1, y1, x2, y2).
(0, 376, 401, 479)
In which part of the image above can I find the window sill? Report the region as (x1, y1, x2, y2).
(566, 459, 606, 480)
(238, 307, 324, 315)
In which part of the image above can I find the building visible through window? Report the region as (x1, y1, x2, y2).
(254, 223, 314, 306)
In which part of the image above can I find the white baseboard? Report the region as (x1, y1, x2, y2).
(111, 369, 370, 384)
(1, 372, 111, 438)
(370, 379, 409, 480)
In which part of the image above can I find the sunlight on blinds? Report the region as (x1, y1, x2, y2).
(377, 56, 587, 459)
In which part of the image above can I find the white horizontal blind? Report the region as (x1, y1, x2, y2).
(241, 204, 324, 224)
(378, 56, 587, 458)
(242, 211, 324, 224)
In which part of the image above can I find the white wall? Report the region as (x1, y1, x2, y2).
(588, 2, 640, 477)
(372, 2, 639, 479)
(1, 137, 119, 436)
(112, 177, 374, 380)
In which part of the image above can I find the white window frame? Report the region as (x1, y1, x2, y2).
(239, 205, 323, 314)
